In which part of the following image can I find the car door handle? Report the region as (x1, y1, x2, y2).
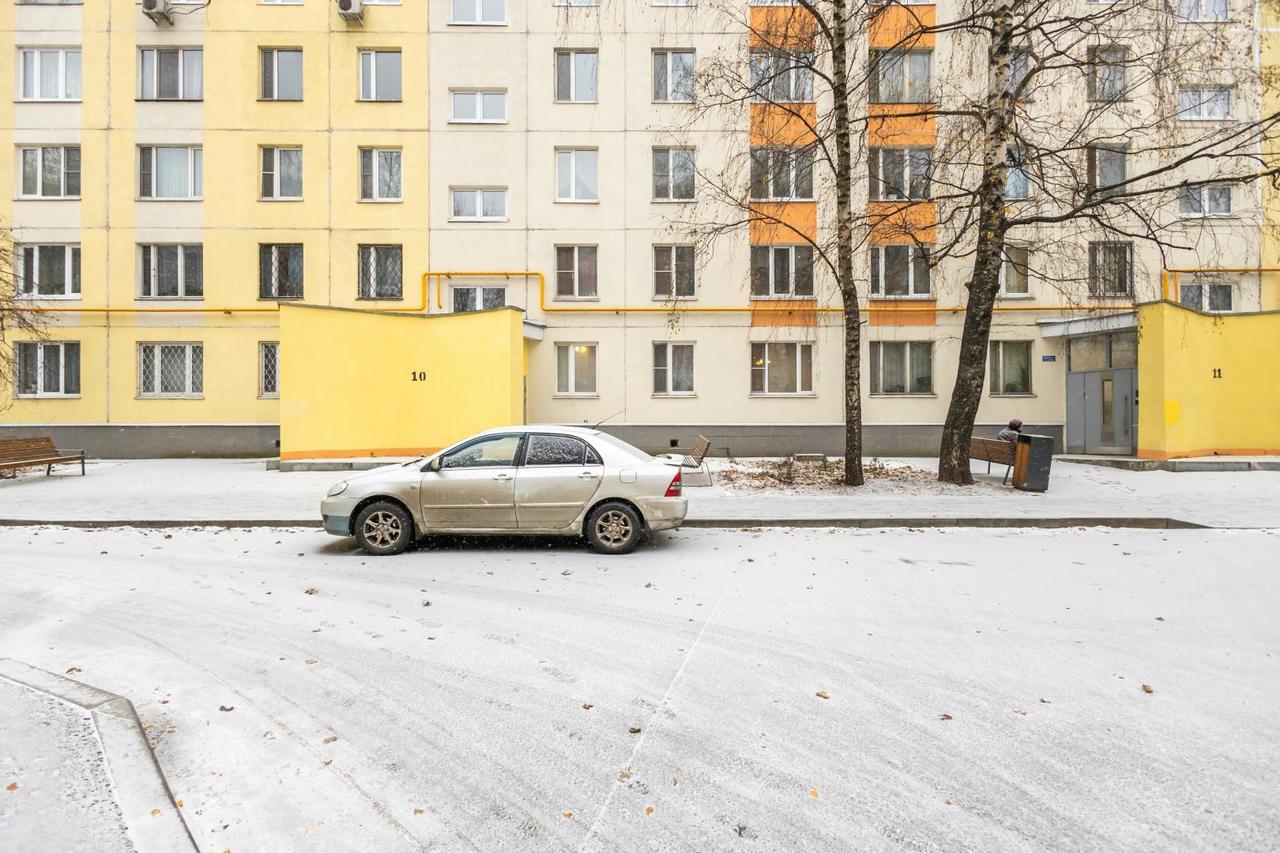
(577, 471, 599, 479)
(493, 473, 512, 480)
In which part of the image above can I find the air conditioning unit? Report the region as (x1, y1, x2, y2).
(336, 0, 364, 23)
(141, 0, 174, 25)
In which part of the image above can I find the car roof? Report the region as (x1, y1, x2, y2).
(478, 424, 601, 438)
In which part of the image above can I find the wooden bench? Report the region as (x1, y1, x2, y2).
(970, 437, 1016, 485)
(0, 437, 86, 478)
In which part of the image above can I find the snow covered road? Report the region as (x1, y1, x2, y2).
(1, 526, 1277, 851)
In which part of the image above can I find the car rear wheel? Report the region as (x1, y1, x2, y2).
(354, 501, 414, 556)
(585, 502, 643, 555)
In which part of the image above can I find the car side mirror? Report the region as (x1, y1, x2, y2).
(424, 456, 442, 472)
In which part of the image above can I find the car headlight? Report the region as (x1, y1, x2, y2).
(327, 481, 348, 497)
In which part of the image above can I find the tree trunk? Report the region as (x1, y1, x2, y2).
(937, 2, 1015, 485)
(829, 0, 864, 486)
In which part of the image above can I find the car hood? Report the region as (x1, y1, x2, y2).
(331, 461, 421, 489)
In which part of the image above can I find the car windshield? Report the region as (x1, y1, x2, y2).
(590, 432, 653, 463)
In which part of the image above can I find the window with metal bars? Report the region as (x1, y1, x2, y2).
(259, 244, 304, 299)
(1088, 242, 1133, 297)
(138, 343, 203, 397)
(357, 245, 403, 299)
(259, 342, 280, 398)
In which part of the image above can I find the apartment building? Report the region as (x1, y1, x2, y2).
(2, 0, 1275, 459)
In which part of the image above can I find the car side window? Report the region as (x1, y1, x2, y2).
(585, 444, 602, 465)
(525, 434, 591, 466)
(440, 434, 521, 469)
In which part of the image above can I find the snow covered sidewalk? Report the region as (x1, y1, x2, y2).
(0, 457, 1276, 528)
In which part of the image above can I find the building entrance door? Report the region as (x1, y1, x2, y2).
(1065, 332, 1138, 455)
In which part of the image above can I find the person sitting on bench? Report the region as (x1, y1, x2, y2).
(997, 418, 1023, 443)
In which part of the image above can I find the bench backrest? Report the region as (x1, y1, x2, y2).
(686, 434, 712, 466)
(969, 436, 1017, 464)
(0, 437, 60, 462)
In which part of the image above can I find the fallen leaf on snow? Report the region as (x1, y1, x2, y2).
(618, 769, 632, 780)
(1142, 684, 1154, 694)
(323, 735, 337, 744)
(413, 808, 424, 816)
(304, 588, 318, 595)
(581, 703, 593, 710)
(150, 808, 161, 816)
(628, 727, 642, 734)
(1014, 709, 1027, 715)
(939, 713, 953, 721)
(305, 659, 318, 665)
(5, 782, 17, 792)
(808, 789, 820, 799)
(644, 805, 655, 816)
(563, 811, 573, 819)
(65, 666, 81, 674)
(219, 705, 234, 712)
(815, 690, 830, 700)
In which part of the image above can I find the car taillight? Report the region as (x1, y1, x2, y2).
(664, 471, 683, 497)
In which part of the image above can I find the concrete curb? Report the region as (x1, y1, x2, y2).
(0, 516, 1208, 530)
(0, 660, 197, 853)
(1057, 456, 1280, 472)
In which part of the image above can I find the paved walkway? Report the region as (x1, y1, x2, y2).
(0, 457, 1276, 529)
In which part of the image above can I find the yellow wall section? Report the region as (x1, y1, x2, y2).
(277, 305, 524, 460)
(1137, 301, 1280, 458)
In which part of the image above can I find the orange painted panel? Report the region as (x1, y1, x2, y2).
(868, 105, 936, 147)
(749, 202, 818, 243)
(749, 7, 819, 49)
(868, 202, 937, 244)
(750, 299, 819, 327)
(869, 4, 936, 49)
(868, 299, 937, 327)
(750, 103, 819, 147)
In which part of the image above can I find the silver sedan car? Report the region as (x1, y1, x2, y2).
(320, 425, 688, 556)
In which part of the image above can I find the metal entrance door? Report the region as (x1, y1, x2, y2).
(1067, 368, 1136, 454)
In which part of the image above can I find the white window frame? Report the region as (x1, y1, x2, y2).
(17, 243, 80, 299)
(869, 147, 931, 201)
(1177, 0, 1228, 21)
(749, 50, 814, 103)
(138, 47, 202, 101)
(1179, 184, 1232, 217)
(555, 148, 599, 202)
(555, 342, 598, 396)
(18, 47, 81, 101)
(999, 245, 1031, 297)
(652, 0, 695, 5)
(989, 340, 1034, 396)
(869, 341, 934, 396)
(451, 285, 506, 313)
(138, 243, 203, 299)
(868, 49, 932, 104)
(137, 145, 202, 200)
(137, 342, 203, 398)
(555, 245, 598, 299)
(750, 341, 814, 396)
(359, 147, 402, 202)
(259, 341, 280, 398)
(553, 0, 599, 6)
(653, 341, 695, 396)
(652, 146, 695, 201)
(449, 186, 508, 221)
(1178, 86, 1232, 120)
(19, 145, 80, 198)
(357, 244, 404, 300)
(450, 0, 507, 24)
(653, 244, 696, 300)
(260, 47, 303, 101)
(1087, 45, 1128, 102)
(16, 341, 80, 398)
(358, 49, 402, 102)
(449, 89, 507, 123)
(869, 245, 931, 298)
(750, 245, 815, 298)
(750, 147, 814, 201)
(1179, 278, 1234, 313)
(554, 50, 598, 103)
(652, 49, 695, 103)
(260, 146, 303, 200)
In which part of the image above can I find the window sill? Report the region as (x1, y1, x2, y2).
(448, 217, 509, 223)
(15, 99, 83, 105)
(137, 296, 204, 301)
(869, 393, 937, 398)
(652, 99, 695, 105)
(749, 393, 817, 398)
(652, 198, 694, 204)
(260, 295, 304, 301)
(652, 296, 697, 302)
(553, 100, 600, 105)
(554, 199, 600, 205)
(356, 296, 406, 302)
(553, 394, 600, 399)
(448, 119, 509, 125)
(869, 99, 935, 106)
(448, 20, 509, 26)
(137, 395, 204, 400)
(1178, 212, 1236, 220)
(136, 99, 203, 104)
(1179, 116, 1233, 122)
(259, 197, 304, 203)
(18, 294, 81, 301)
(258, 394, 281, 400)
(652, 393, 697, 398)
(752, 197, 816, 204)
(990, 393, 1036, 398)
(16, 196, 81, 202)
(359, 198, 404, 204)
(136, 197, 203, 202)
(869, 294, 933, 301)
(14, 395, 81, 400)
(554, 296, 600, 302)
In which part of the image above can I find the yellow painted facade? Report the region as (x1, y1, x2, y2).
(1137, 301, 1280, 458)
(1264, 1, 1280, 312)
(1, 0, 428, 440)
(278, 305, 524, 460)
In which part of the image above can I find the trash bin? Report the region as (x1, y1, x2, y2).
(1012, 434, 1053, 492)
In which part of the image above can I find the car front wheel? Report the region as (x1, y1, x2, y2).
(585, 502, 644, 555)
(353, 501, 415, 556)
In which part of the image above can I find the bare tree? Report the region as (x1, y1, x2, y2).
(859, 0, 1280, 483)
(0, 233, 44, 407)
